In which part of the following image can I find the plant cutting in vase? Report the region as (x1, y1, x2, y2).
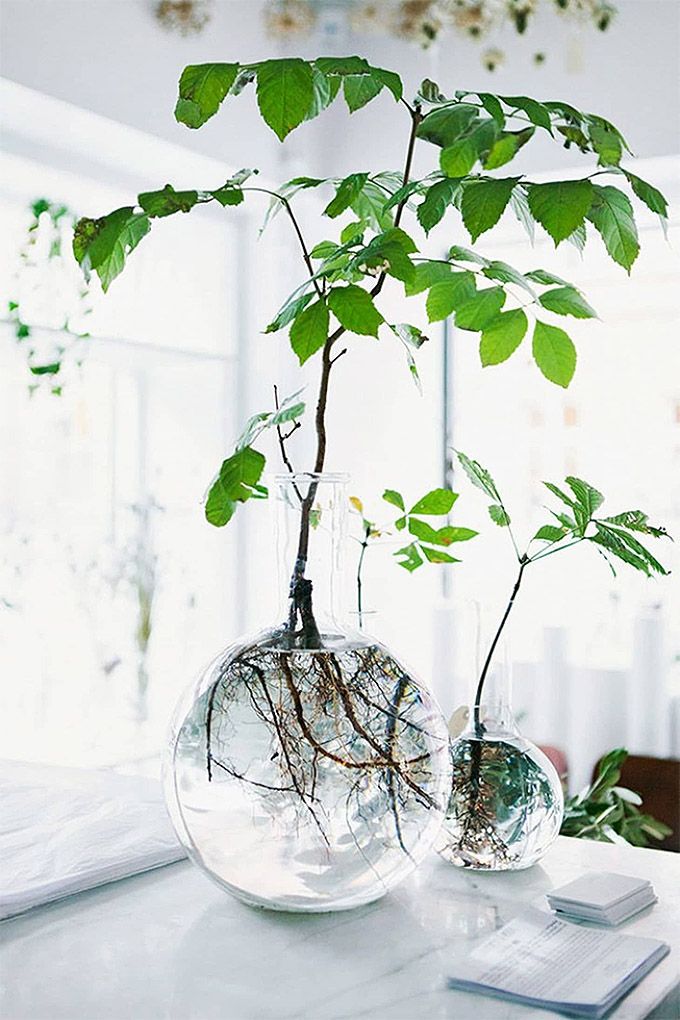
(71, 56, 668, 908)
(437, 451, 670, 870)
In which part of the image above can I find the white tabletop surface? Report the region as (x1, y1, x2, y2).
(1, 836, 678, 1020)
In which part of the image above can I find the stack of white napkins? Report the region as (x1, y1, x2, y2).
(547, 872, 657, 926)
(448, 908, 669, 1019)
(1, 759, 186, 921)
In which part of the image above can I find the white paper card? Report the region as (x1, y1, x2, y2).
(448, 909, 669, 1017)
(547, 872, 651, 909)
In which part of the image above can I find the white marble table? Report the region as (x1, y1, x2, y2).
(1, 836, 678, 1020)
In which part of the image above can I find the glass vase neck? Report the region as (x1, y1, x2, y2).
(273, 472, 349, 649)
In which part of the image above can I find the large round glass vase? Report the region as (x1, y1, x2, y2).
(436, 662, 564, 871)
(165, 474, 451, 912)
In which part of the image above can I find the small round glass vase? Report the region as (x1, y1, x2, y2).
(164, 473, 452, 912)
(436, 661, 564, 871)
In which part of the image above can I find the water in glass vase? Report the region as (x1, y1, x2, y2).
(165, 474, 451, 911)
(436, 629, 563, 871)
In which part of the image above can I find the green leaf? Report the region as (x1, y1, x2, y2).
(532, 321, 576, 387)
(309, 240, 340, 259)
(395, 542, 424, 572)
(440, 138, 477, 177)
(410, 488, 457, 515)
(205, 446, 266, 526)
(539, 286, 597, 319)
(138, 184, 198, 217)
(527, 180, 594, 245)
(588, 120, 622, 166)
(623, 171, 668, 222)
(328, 285, 383, 336)
(404, 260, 454, 297)
(510, 187, 535, 242)
(448, 245, 489, 267)
(592, 526, 653, 576)
(30, 362, 60, 376)
(455, 287, 505, 331)
(489, 504, 510, 527)
(265, 291, 314, 334)
(477, 92, 505, 126)
(461, 178, 518, 242)
(175, 63, 240, 128)
(417, 179, 459, 233)
(383, 489, 405, 510)
(370, 66, 403, 101)
(305, 67, 340, 122)
(602, 511, 668, 538)
(525, 268, 571, 286)
(343, 74, 382, 112)
(543, 481, 577, 508)
(500, 94, 552, 131)
(313, 56, 371, 76)
(324, 173, 369, 218)
(587, 185, 640, 273)
(255, 58, 315, 141)
(73, 207, 151, 292)
(416, 104, 478, 148)
(483, 128, 534, 170)
(421, 546, 459, 564)
(456, 452, 500, 502)
(480, 309, 528, 366)
(389, 323, 428, 390)
(289, 299, 329, 364)
(534, 524, 568, 542)
(565, 476, 605, 516)
(482, 260, 535, 295)
(426, 272, 476, 322)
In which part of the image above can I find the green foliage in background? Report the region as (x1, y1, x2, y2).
(561, 749, 672, 847)
(70, 56, 668, 530)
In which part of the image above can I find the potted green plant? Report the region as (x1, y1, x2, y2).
(72, 56, 667, 910)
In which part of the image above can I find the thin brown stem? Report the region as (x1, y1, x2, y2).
(243, 186, 323, 298)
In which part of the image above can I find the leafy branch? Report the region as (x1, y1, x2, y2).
(455, 450, 671, 735)
(69, 54, 669, 646)
(349, 487, 477, 626)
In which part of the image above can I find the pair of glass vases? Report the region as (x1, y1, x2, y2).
(165, 474, 563, 912)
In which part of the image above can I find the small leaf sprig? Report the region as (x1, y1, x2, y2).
(455, 450, 671, 735)
(349, 487, 477, 626)
(561, 749, 672, 847)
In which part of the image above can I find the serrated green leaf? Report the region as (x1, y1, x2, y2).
(587, 185, 640, 273)
(138, 184, 199, 217)
(482, 260, 535, 295)
(532, 321, 576, 387)
(461, 178, 518, 241)
(544, 481, 577, 508)
(565, 476, 605, 516)
(370, 66, 402, 101)
(416, 104, 478, 148)
(410, 488, 457, 515)
(455, 287, 505, 331)
(597, 525, 669, 575)
(588, 120, 622, 166)
(539, 286, 597, 319)
(264, 291, 314, 333)
(417, 179, 459, 233)
(510, 186, 535, 242)
(328, 284, 383, 336)
(477, 92, 505, 126)
(389, 323, 428, 391)
(489, 504, 511, 527)
(534, 524, 567, 542)
(440, 138, 477, 177)
(421, 545, 459, 564)
(206, 446, 266, 526)
(395, 542, 424, 572)
(404, 260, 454, 297)
(289, 299, 329, 364)
(602, 511, 668, 538)
(456, 451, 500, 501)
(500, 94, 552, 131)
(324, 172, 369, 218)
(622, 171, 668, 223)
(426, 272, 476, 322)
(255, 58, 315, 141)
(527, 180, 594, 245)
(480, 309, 528, 366)
(342, 73, 383, 112)
(383, 489, 405, 510)
(74, 207, 151, 292)
(175, 63, 240, 128)
(525, 268, 571, 286)
(483, 128, 534, 170)
(448, 245, 489, 266)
